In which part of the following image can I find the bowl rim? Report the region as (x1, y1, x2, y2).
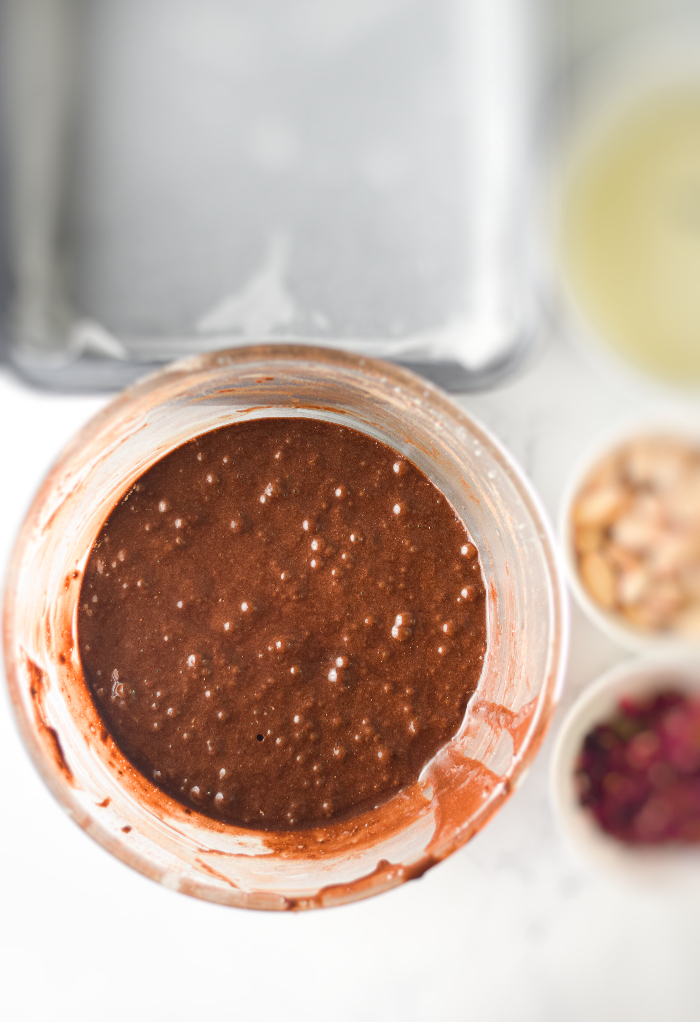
(3, 343, 570, 909)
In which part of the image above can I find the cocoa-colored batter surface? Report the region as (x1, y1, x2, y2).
(79, 418, 486, 829)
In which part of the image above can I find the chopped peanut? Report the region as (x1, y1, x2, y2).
(574, 526, 604, 555)
(572, 435, 700, 637)
(573, 486, 629, 527)
(580, 551, 616, 608)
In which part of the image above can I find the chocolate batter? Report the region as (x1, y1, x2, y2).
(79, 418, 487, 830)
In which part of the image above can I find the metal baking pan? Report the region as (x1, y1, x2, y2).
(0, 0, 546, 392)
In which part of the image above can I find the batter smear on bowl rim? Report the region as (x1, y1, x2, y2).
(78, 418, 487, 830)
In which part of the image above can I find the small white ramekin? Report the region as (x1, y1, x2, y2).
(551, 654, 700, 887)
(548, 24, 700, 398)
(559, 413, 700, 655)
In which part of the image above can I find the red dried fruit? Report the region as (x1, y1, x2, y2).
(576, 689, 700, 844)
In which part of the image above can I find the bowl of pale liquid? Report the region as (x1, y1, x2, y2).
(560, 68, 700, 389)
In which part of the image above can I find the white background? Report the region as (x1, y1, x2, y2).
(2, 335, 700, 1022)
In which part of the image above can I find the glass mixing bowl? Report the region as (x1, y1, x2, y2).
(3, 345, 568, 909)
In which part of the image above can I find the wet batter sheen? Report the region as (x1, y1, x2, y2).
(79, 418, 487, 829)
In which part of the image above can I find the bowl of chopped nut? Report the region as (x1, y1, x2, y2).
(560, 417, 700, 651)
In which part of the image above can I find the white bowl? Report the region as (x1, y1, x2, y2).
(559, 414, 700, 654)
(551, 654, 700, 886)
(549, 23, 700, 397)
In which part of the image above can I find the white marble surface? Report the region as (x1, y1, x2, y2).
(2, 335, 699, 1022)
